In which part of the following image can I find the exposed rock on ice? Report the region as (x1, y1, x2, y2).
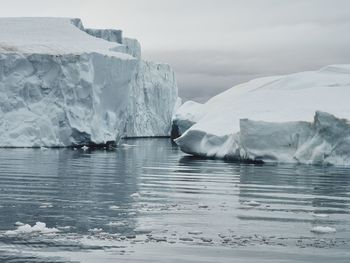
(0, 17, 178, 147)
(174, 65, 350, 166)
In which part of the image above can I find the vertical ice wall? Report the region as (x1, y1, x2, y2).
(85, 23, 178, 137)
(0, 18, 179, 147)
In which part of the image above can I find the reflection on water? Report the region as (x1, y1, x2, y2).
(0, 138, 349, 262)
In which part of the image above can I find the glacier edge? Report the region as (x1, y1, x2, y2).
(0, 17, 179, 147)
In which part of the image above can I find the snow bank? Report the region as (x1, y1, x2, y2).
(0, 18, 178, 147)
(175, 65, 350, 165)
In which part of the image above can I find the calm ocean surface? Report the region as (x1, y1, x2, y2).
(0, 138, 349, 262)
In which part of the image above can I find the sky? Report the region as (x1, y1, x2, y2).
(1, 0, 350, 102)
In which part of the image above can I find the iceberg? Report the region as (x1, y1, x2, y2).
(0, 17, 178, 147)
(174, 65, 350, 165)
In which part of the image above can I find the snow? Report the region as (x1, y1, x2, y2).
(5, 222, 59, 236)
(0, 18, 129, 59)
(175, 65, 350, 165)
(0, 17, 178, 147)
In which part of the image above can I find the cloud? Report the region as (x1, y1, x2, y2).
(1, 0, 350, 102)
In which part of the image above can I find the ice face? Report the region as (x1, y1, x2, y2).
(174, 65, 350, 166)
(0, 18, 179, 147)
(171, 100, 204, 138)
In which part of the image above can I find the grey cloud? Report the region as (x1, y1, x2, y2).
(1, 0, 350, 102)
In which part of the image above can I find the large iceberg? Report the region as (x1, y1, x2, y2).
(0, 17, 178, 147)
(174, 65, 350, 165)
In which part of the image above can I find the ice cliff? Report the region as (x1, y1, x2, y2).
(0, 17, 178, 147)
(174, 65, 350, 166)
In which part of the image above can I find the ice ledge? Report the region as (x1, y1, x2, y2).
(176, 111, 350, 166)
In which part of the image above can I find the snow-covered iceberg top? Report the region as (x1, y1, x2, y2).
(174, 65, 350, 166)
(0, 17, 130, 58)
(0, 18, 178, 147)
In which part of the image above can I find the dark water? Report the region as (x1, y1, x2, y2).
(0, 138, 349, 262)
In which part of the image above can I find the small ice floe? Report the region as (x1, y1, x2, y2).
(130, 193, 141, 198)
(310, 226, 336, 234)
(40, 146, 48, 150)
(312, 213, 329, 218)
(106, 221, 125, 227)
(81, 146, 89, 151)
(242, 200, 261, 207)
(57, 226, 71, 230)
(14, 221, 24, 226)
(188, 231, 203, 235)
(88, 228, 103, 233)
(120, 144, 137, 148)
(109, 205, 120, 210)
(39, 202, 53, 208)
(5, 222, 59, 236)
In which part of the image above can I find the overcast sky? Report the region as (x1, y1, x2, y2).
(1, 0, 350, 102)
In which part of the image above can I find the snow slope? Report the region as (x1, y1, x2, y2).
(174, 65, 350, 165)
(0, 18, 178, 147)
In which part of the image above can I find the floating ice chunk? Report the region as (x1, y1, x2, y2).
(312, 213, 329, 218)
(31, 222, 59, 234)
(107, 222, 125, 227)
(310, 226, 336, 234)
(130, 193, 141, 198)
(242, 200, 261, 207)
(88, 228, 103, 233)
(5, 222, 59, 236)
(109, 205, 120, 210)
(120, 144, 137, 148)
(39, 202, 53, 208)
(81, 146, 89, 151)
(14, 221, 24, 226)
(40, 146, 48, 150)
(58, 226, 71, 230)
